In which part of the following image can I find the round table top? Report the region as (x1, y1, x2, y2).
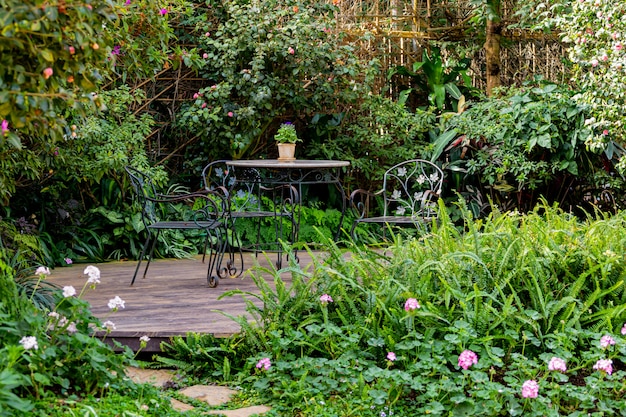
(226, 159, 350, 169)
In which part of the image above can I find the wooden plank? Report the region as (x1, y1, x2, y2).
(46, 251, 316, 351)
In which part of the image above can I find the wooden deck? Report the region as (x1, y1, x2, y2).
(47, 251, 316, 351)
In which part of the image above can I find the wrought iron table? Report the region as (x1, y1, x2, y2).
(225, 160, 351, 259)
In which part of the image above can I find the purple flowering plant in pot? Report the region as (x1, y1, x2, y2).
(274, 122, 301, 161)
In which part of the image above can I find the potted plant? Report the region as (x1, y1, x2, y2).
(274, 122, 300, 161)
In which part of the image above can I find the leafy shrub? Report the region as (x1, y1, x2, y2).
(176, 0, 374, 164)
(439, 79, 624, 212)
(0, 262, 140, 415)
(307, 94, 437, 191)
(160, 201, 626, 414)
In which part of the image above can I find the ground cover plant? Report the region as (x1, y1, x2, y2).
(160, 201, 626, 416)
(0, 260, 195, 416)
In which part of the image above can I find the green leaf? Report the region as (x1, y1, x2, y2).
(430, 129, 458, 162)
(40, 49, 54, 62)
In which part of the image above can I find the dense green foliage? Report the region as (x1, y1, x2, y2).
(435, 80, 625, 214)
(0, 0, 176, 203)
(176, 0, 375, 165)
(160, 202, 626, 415)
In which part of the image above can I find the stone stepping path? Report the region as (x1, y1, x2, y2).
(125, 367, 271, 416)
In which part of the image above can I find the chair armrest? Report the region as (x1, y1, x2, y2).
(148, 191, 229, 223)
(349, 189, 382, 220)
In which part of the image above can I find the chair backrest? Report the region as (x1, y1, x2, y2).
(201, 160, 268, 212)
(381, 159, 444, 218)
(125, 166, 160, 227)
(127, 165, 227, 227)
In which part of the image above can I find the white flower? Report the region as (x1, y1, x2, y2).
(140, 335, 151, 343)
(103, 320, 116, 331)
(20, 336, 38, 350)
(107, 296, 125, 310)
(429, 173, 439, 182)
(62, 286, 76, 298)
(35, 266, 51, 276)
(391, 190, 402, 199)
(396, 207, 406, 215)
(83, 265, 101, 284)
(397, 167, 407, 177)
(66, 322, 78, 334)
(417, 174, 426, 184)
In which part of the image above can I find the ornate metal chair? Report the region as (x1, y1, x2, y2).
(201, 160, 298, 273)
(349, 159, 444, 240)
(125, 166, 228, 287)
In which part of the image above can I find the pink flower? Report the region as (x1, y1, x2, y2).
(320, 294, 333, 304)
(159, 8, 168, 15)
(600, 335, 616, 348)
(621, 323, 626, 335)
(288, 47, 295, 55)
(521, 380, 539, 398)
(458, 350, 478, 370)
(602, 129, 609, 136)
(227, 111, 234, 117)
(125, 0, 131, 4)
(1, 119, 8, 135)
(404, 298, 420, 311)
(593, 359, 613, 375)
(193, 93, 199, 99)
(43, 67, 53, 79)
(203, 53, 208, 59)
(601, 54, 608, 62)
(256, 357, 271, 370)
(387, 352, 396, 361)
(591, 59, 599, 67)
(615, 43, 623, 51)
(548, 357, 567, 372)
(201, 103, 207, 108)
(205, 32, 210, 37)
(68, 46, 75, 54)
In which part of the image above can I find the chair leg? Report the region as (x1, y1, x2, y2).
(142, 229, 160, 279)
(131, 233, 152, 286)
(350, 220, 359, 242)
(206, 227, 228, 287)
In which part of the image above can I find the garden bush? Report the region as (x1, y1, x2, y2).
(160, 200, 626, 415)
(436, 79, 626, 214)
(0, 260, 193, 416)
(176, 0, 375, 166)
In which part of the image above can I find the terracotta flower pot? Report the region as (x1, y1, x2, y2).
(277, 143, 296, 161)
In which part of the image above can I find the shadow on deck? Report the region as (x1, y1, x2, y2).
(47, 251, 317, 352)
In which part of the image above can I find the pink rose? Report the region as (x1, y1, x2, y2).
(43, 67, 53, 79)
